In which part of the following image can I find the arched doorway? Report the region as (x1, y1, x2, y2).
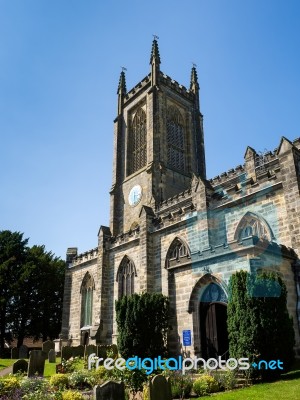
(199, 283, 229, 359)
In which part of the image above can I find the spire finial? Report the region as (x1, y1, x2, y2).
(190, 63, 199, 90)
(150, 35, 161, 65)
(190, 63, 200, 110)
(117, 67, 127, 95)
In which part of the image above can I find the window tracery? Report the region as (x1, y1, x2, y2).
(167, 106, 185, 172)
(80, 273, 94, 327)
(236, 213, 272, 241)
(128, 108, 147, 175)
(117, 257, 136, 298)
(166, 238, 191, 268)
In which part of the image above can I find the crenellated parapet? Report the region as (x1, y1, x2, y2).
(108, 226, 140, 249)
(159, 72, 195, 102)
(71, 247, 98, 267)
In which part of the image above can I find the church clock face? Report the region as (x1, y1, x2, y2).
(128, 185, 142, 207)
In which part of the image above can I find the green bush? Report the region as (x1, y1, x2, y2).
(142, 384, 150, 400)
(23, 391, 61, 400)
(214, 370, 237, 391)
(20, 376, 50, 393)
(92, 365, 110, 384)
(227, 271, 295, 381)
(0, 376, 20, 396)
(61, 357, 85, 373)
(68, 369, 95, 389)
(108, 360, 148, 395)
(50, 373, 69, 389)
(169, 371, 193, 399)
(193, 374, 219, 396)
(116, 292, 169, 358)
(62, 391, 84, 400)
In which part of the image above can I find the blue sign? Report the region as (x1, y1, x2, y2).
(182, 330, 191, 346)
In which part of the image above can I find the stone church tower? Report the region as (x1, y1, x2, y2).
(62, 40, 300, 357)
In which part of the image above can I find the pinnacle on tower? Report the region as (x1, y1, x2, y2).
(150, 36, 161, 87)
(117, 70, 127, 95)
(190, 65, 199, 91)
(117, 69, 127, 115)
(190, 64, 200, 110)
(150, 37, 161, 65)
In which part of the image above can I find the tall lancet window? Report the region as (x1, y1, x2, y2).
(117, 257, 136, 298)
(80, 273, 94, 327)
(167, 106, 185, 172)
(128, 108, 147, 175)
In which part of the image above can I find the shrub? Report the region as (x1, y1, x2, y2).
(115, 292, 169, 358)
(62, 391, 84, 400)
(168, 371, 193, 399)
(227, 271, 295, 381)
(0, 376, 20, 396)
(68, 369, 95, 389)
(108, 361, 148, 395)
(22, 391, 61, 400)
(61, 357, 85, 373)
(0, 388, 23, 400)
(193, 374, 219, 396)
(20, 376, 50, 394)
(50, 373, 69, 389)
(92, 365, 110, 385)
(213, 370, 237, 391)
(142, 383, 150, 400)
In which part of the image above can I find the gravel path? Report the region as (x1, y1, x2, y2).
(0, 366, 12, 377)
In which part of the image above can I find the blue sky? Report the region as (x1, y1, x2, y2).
(1, 0, 300, 259)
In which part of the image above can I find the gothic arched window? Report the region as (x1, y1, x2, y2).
(117, 257, 136, 298)
(235, 212, 273, 241)
(167, 106, 185, 172)
(80, 273, 94, 328)
(128, 108, 147, 175)
(166, 238, 191, 269)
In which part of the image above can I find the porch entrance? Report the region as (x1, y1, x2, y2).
(199, 283, 229, 359)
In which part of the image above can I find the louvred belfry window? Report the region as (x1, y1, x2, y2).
(167, 106, 185, 172)
(128, 108, 147, 175)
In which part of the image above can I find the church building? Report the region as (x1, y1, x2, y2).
(61, 39, 300, 358)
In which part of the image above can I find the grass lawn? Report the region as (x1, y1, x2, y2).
(0, 359, 16, 371)
(44, 358, 61, 378)
(0, 358, 61, 377)
(198, 361, 300, 400)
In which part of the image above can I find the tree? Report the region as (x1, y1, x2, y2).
(115, 292, 169, 359)
(9, 245, 66, 345)
(227, 270, 295, 380)
(0, 230, 66, 353)
(0, 231, 28, 354)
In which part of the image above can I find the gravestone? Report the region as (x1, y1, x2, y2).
(12, 359, 28, 374)
(42, 340, 54, 355)
(110, 344, 118, 357)
(97, 345, 107, 360)
(11, 347, 19, 359)
(56, 364, 63, 373)
(19, 345, 28, 359)
(61, 346, 73, 360)
(27, 350, 45, 377)
(94, 381, 125, 400)
(72, 345, 84, 358)
(149, 374, 172, 400)
(48, 349, 56, 363)
(85, 344, 97, 358)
